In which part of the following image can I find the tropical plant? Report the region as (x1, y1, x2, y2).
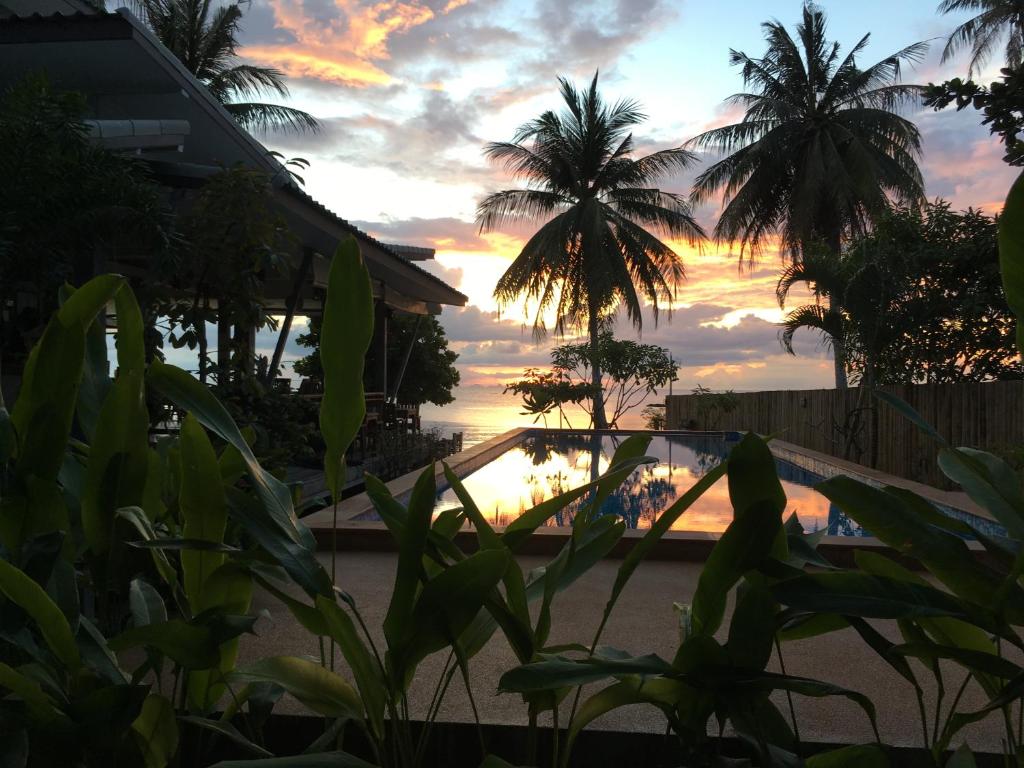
(478, 72, 705, 428)
(924, 64, 1024, 166)
(0, 76, 169, 375)
(161, 166, 291, 383)
(126, 0, 318, 134)
(498, 433, 889, 768)
(938, 0, 1024, 75)
(505, 332, 678, 429)
(689, 384, 741, 430)
(688, 3, 926, 388)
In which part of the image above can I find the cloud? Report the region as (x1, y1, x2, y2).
(355, 216, 489, 250)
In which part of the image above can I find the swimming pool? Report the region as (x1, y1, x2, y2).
(348, 430, 1005, 539)
(426, 431, 847, 534)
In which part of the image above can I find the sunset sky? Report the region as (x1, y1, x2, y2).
(234, 0, 1019, 428)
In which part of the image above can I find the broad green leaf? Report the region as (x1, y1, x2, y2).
(179, 414, 227, 613)
(499, 653, 673, 693)
(600, 460, 727, 637)
(12, 275, 123, 488)
(818, 477, 1023, 617)
(577, 434, 653, 528)
(76, 309, 111, 443)
(0, 559, 80, 670)
(131, 694, 178, 768)
(727, 580, 776, 670)
(110, 620, 219, 669)
(568, 677, 684, 749)
(501, 456, 654, 550)
(728, 432, 786, 517)
(319, 237, 374, 499)
(399, 549, 511, 676)
(891, 642, 1022, 679)
(211, 753, 377, 768)
(692, 499, 782, 636)
(772, 572, 1015, 644)
(0, 661, 60, 721)
(316, 595, 386, 738)
(383, 464, 435, 651)
(177, 716, 272, 758)
(148, 362, 330, 597)
(188, 563, 254, 712)
(998, 168, 1024, 353)
(230, 656, 362, 719)
(117, 506, 179, 591)
(937, 447, 1024, 540)
(129, 578, 167, 627)
(81, 283, 148, 555)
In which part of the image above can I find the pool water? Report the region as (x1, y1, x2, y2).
(431, 432, 856, 535)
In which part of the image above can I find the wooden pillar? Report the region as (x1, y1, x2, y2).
(267, 247, 314, 383)
(389, 313, 422, 404)
(371, 299, 388, 394)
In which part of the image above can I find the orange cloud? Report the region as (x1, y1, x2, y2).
(244, 0, 454, 87)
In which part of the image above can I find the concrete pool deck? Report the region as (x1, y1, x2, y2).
(239, 551, 1012, 754)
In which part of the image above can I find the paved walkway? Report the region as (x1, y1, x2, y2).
(239, 552, 1010, 753)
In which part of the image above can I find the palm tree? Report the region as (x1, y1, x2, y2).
(128, 0, 318, 134)
(477, 73, 705, 428)
(688, 3, 926, 388)
(778, 246, 897, 465)
(939, 0, 1024, 75)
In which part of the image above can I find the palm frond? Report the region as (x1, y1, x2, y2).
(223, 102, 320, 134)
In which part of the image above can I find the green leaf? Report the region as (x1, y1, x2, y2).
(319, 237, 374, 499)
(499, 653, 673, 693)
(129, 578, 167, 627)
(110, 620, 219, 669)
(398, 549, 511, 677)
(772, 572, 1011, 640)
(230, 656, 362, 720)
(728, 432, 786, 517)
(211, 753, 377, 768)
(148, 362, 330, 597)
(727, 580, 776, 670)
(937, 447, 1024, 540)
(81, 283, 149, 555)
(600, 460, 727, 638)
(998, 168, 1024, 354)
(316, 596, 386, 739)
(179, 414, 227, 612)
(817, 477, 1023, 617)
(567, 677, 683, 751)
(177, 716, 272, 758)
(0, 559, 80, 670)
(0, 661, 60, 722)
(131, 694, 178, 768)
(117, 506, 180, 591)
(692, 500, 782, 636)
(891, 642, 1022, 679)
(382, 464, 435, 651)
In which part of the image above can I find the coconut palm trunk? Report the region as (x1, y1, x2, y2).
(588, 305, 608, 429)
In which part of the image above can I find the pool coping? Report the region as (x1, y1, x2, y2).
(303, 428, 990, 566)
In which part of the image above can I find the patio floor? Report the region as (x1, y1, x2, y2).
(238, 551, 1012, 754)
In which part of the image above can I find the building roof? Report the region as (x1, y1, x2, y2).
(0, 6, 467, 310)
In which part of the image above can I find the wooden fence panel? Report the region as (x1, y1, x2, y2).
(665, 381, 1024, 487)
